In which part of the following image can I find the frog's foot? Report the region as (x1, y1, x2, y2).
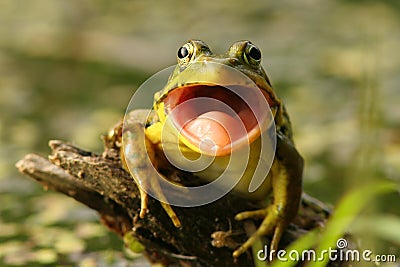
(233, 206, 285, 258)
(137, 184, 181, 227)
(147, 176, 182, 228)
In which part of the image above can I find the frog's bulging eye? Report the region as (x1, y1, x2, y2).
(178, 47, 189, 59)
(248, 46, 261, 61)
(244, 43, 261, 66)
(177, 42, 194, 65)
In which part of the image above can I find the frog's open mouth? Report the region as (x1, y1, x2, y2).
(163, 84, 269, 156)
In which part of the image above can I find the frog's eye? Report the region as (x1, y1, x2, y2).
(177, 46, 189, 59)
(243, 43, 261, 66)
(177, 42, 194, 65)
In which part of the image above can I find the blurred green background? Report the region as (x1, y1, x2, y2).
(0, 1, 399, 266)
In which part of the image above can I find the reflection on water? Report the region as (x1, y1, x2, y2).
(0, 1, 399, 265)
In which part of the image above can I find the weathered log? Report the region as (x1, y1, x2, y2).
(16, 135, 332, 266)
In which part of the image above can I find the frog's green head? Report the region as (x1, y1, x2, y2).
(154, 40, 279, 157)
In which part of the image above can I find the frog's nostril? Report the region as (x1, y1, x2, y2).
(228, 58, 238, 65)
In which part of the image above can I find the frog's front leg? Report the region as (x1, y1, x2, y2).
(121, 109, 181, 228)
(233, 133, 303, 258)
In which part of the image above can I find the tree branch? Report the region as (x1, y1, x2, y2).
(16, 138, 332, 267)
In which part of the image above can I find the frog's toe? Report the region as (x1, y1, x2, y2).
(235, 208, 268, 221)
(138, 187, 149, 218)
(139, 207, 148, 218)
(233, 206, 285, 258)
(232, 217, 275, 258)
(160, 201, 181, 227)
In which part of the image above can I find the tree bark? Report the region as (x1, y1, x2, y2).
(16, 135, 332, 267)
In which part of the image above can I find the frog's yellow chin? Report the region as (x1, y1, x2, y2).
(160, 84, 268, 157)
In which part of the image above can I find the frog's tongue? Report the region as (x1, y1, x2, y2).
(182, 111, 244, 152)
(164, 85, 261, 156)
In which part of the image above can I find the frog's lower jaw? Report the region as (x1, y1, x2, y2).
(156, 124, 274, 201)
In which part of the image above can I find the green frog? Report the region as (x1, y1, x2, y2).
(119, 40, 303, 258)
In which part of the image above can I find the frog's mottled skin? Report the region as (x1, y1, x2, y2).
(121, 40, 303, 258)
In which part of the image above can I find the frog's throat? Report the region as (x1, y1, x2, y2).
(155, 84, 272, 157)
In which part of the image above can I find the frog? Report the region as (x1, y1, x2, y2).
(118, 39, 304, 258)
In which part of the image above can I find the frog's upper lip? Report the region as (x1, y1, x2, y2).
(163, 84, 270, 156)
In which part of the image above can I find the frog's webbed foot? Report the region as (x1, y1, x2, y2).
(233, 205, 285, 258)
